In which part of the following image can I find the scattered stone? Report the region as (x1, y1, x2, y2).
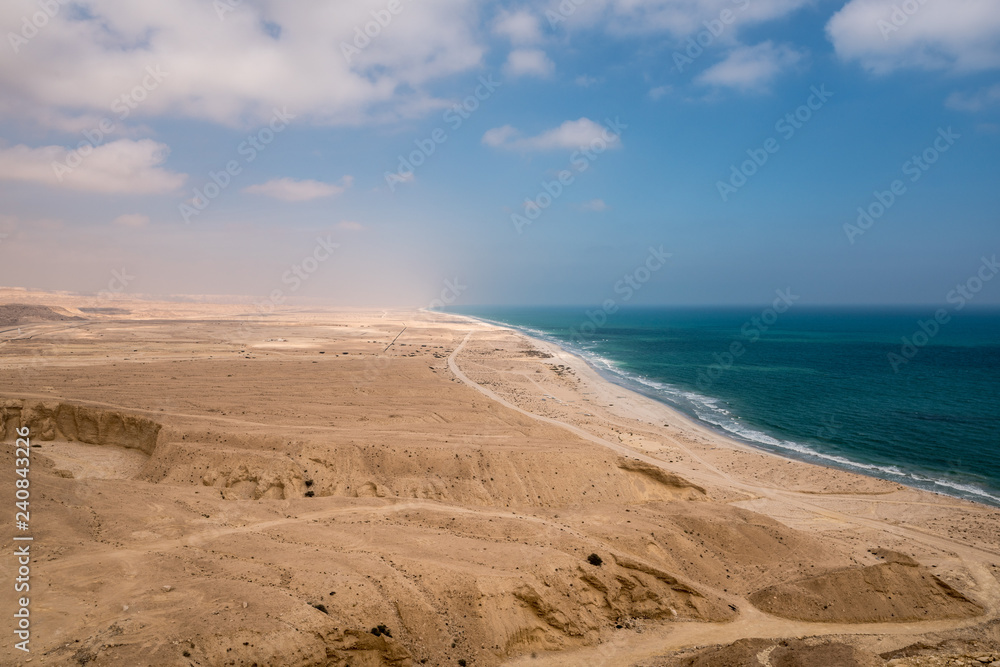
(371, 624, 392, 637)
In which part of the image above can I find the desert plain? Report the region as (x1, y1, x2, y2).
(1, 287, 999, 667)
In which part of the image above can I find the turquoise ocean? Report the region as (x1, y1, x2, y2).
(449, 306, 1000, 507)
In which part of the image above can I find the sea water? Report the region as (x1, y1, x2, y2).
(450, 306, 1000, 506)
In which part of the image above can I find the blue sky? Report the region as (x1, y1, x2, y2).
(0, 0, 998, 307)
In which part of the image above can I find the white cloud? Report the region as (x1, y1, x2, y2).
(696, 41, 804, 91)
(494, 9, 543, 44)
(482, 125, 520, 147)
(243, 176, 353, 202)
(112, 214, 150, 227)
(575, 75, 602, 87)
(827, 0, 1000, 73)
(0, 0, 485, 129)
(483, 118, 621, 151)
(0, 139, 185, 194)
(579, 198, 609, 211)
(529, 118, 612, 149)
(503, 49, 555, 78)
(556, 0, 810, 37)
(649, 85, 672, 99)
(0, 0, 823, 134)
(336, 220, 365, 231)
(387, 171, 415, 189)
(946, 84, 1000, 112)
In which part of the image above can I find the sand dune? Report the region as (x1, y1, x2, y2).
(0, 303, 83, 327)
(749, 554, 984, 623)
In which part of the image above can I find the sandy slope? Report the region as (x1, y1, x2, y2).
(0, 290, 998, 667)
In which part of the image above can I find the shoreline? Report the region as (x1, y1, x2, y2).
(438, 309, 1000, 663)
(441, 309, 1000, 510)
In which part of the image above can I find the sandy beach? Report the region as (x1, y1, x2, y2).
(1, 289, 999, 666)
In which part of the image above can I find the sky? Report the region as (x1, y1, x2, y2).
(0, 0, 998, 308)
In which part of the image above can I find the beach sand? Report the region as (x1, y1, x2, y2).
(1, 289, 998, 666)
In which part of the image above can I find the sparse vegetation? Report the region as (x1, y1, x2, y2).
(587, 553, 603, 567)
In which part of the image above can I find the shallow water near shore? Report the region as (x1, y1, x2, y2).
(450, 306, 1000, 506)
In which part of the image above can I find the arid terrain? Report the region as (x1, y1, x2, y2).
(1, 287, 999, 667)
